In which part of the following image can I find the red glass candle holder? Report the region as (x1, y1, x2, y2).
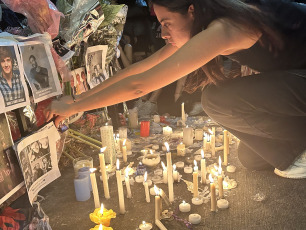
(140, 121, 150, 137)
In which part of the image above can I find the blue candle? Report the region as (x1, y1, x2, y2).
(78, 167, 92, 191)
(74, 175, 91, 201)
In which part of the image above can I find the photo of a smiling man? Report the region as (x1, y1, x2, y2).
(0, 45, 28, 111)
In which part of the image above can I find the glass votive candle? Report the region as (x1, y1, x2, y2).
(73, 156, 93, 178)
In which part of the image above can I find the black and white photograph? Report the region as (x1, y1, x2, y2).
(0, 113, 24, 205)
(0, 44, 29, 113)
(71, 67, 89, 95)
(16, 123, 61, 205)
(19, 41, 62, 103)
(85, 45, 108, 88)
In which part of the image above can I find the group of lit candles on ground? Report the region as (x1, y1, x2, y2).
(76, 103, 235, 229)
(82, 123, 233, 229)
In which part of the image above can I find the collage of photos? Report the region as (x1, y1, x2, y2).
(85, 45, 108, 88)
(19, 137, 52, 189)
(19, 41, 62, 103)
(16, 123, 61, 205)
(0, 113, 24, 205)
(0, 44, 29, 113)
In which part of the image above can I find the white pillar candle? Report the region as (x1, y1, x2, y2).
(99, 147, 110, 199)
(209, 174, 217, 212)
(181, 102, 186, 122)
(154, 185, 162, 220)
(100, 125, 116, 164)
(155, 219, 167, 230)
(116, 160, 126, 214)
(183, 126, 193, 146)
(161, 162, 168, 184)
(193, 160, 199, 198)
(194, 129, 204, 141)
(223, 130, 229, 165)
(179, 200, 191, 212)
(218, 156, 224, 198)
(125, 167, 132, 198)
(128, 108, 138, 129)
(176, 142, 186, 156)
(165, 142, 174, 202)
(188, 214, 201, 225)
(200, 150, 207, 184)
(210, 134, 216, 157)
(122, 139, 127, 163)
(89, 168, 100, 209)
(143, 172, 150, 203)
(172, 164, 178, 182)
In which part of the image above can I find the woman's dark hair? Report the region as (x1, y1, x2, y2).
(150, 0, 285, 93)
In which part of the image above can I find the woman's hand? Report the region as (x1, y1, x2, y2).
(44, 100, 76, 127)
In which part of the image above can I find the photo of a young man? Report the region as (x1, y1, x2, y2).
(0, 46, 26, 107)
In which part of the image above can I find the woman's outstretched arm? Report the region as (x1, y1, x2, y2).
(46, 19, 260, 125)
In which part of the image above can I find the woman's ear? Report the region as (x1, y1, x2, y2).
(188, 4, 195, 18)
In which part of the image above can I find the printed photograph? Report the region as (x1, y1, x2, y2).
(19, 41, 62, 103)
(0, 113, 24, 205)
(0, 45, 29, 111)
(85, 45, 108, 88)
(71, 67, 89, 96)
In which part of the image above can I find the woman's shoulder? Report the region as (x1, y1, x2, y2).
(206, 18, 262, 54)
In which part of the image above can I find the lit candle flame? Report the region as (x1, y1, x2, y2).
(161, 162, 166, 171)
(218, 156, 222, 175)
(201, 149, 204, 159)
(90, 168, 96, 173)
(194, 160, 198, 171)
(100, 203, 104, 215)
(123, 139, 126, 146)
(105, 123, 108, 126)
(182, 200, 186, 204)
(154, 185, 160, 196)
(116, 159, 120, 170)
(142, 221, 146, 226)
(99, 224, 103, 230)
(223, 181, 228, 189)
(209, 174, 214, 183)
(116, 134, 119, 138)
(207, 134, 211, 142)
(125, 167, 130, 178)
(204, 132, 207, 138)
(173, 164, 176, 171)
(208, 128, 213, 135)
(150, 150, 153, 155)
(164, 142, 170, 152)
(144, 171, 147, 182)
(100, 147, 107, 153)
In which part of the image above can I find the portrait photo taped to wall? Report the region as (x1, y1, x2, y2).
(0, 113, 24, 205)
(19, 41, 62, 103)
(16, 123, 60, 205)
(70, 67, 89, 96)
(0, 43, 29, 113)
(85, 45, 108, 89)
